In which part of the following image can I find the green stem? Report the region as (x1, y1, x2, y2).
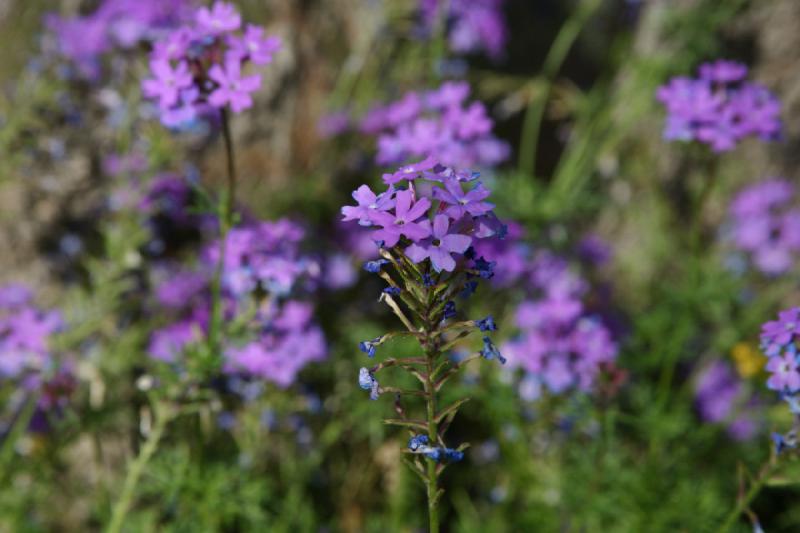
(106, 404, 171, 533)
(208, 108, 238, 370)
(0, 396, 37, 481)
(430, 0, 450, 80)
(717, 458, 779, 533)
(425, 340, 439, 533)
(517, 0, 601, 177)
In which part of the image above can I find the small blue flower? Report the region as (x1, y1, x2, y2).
(772, 432, 792, 455)
(408, 434, 429, 451)
(359, 336, 382, 358)
(422, 446, 463, 463)
(474, 257, 496, 280)
(383, 286, 402, 296)
(443, 301, 456, 320)
(363, 259, 389, 273)
(475, 315, 497, 332)
(460, 280, 478, 298)
(423, 273, 436, 287)
(358, 367, 373, 390)
(480, 336, 506, 364)
(783, 392, 800, 414)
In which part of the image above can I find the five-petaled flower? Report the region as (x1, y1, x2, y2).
(406, 215, 472, 272)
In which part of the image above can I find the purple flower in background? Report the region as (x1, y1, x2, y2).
(140, 2, 279, 125)
(45, 0, 193, 80)
(727, 178, 800, 276)
(208, 53, 262, 112)
(419, 0, 507, 60)
(142, 59, 193, 108)
(657, 60, 782, 151)
(341, 185, 396, 226)
(229, 25, 281, 65)
(147, 217, 326, 388)
(694, 360, 762, 441)
(357, 82, 509, 169)
(196, 1, 241, 34)
(406, 215, 472, 272)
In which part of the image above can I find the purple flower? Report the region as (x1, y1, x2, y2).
(369, 190, 432, 247)
(766, 351, 800, 392)
(657, 61, 782, 151)
(382, 156, 439, 185)
(229, 25, 281, 65)
(341, 185, 396, 226)
(433, 178, 494, 219)
(208, 53, 262, 112)
(195, 1, 241, 34)
(699, 60, 748, 83)
(760, 307, 800, 354)
(419, 0, 507, 60)
(406, 215, 471, 272)
(142, 59, 193, 108)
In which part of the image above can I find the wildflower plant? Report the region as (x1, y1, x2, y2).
(341, 158, 507, 532)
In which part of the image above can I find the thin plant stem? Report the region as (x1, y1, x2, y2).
(106, 403, 171, 533)
(208, 108, 238, 370)
(430, 0, 450, 80)
(424, 338, 440, 533)
(517, 0, 601, 177)
(0, 396, 37, 481)
(717, 458, 779, 533)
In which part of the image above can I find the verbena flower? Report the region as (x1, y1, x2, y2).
(45, 0, 193, 80)
(726, 178, 800, 275)
(0, 284, 74, 411)
(357, 82, 509, 168)
(694, 360, 761, 441)
(656, 60, 781, 152)
(147, 218, 326, 389)
(495, 243, 621, 398)
(341, 160, 507, 496)
(759, 307, 800, 421)
(141, 1, 281, 126)
(418, 0, 507, 60)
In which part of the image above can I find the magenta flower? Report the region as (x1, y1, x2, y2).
(195, 1, 241, 34)
(433, 178, 495, 219)
(141, 59, 193, 108)
(406, 215, 471, 272)
(766, 351, 800, 392)
(341, 185, 396, 226)
(208, 53, 262, 112)
(369, 190, 431, 247)
(230, 25, 281, 65)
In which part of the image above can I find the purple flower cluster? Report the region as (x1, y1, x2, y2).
(148, 219, 326, 388)
(359, 82, 509, 168)
(419, 0, 507, 60)
(341, 158, 505, 273)
(500, 249, 619, 397)
(760, 308, 800, 415)
(727, 178, 800, 275)
(141, 1, 281, 126)
(0, 284, 74, 410)
(45, 0, 192, 80)
(656, 60, 781, 152)
(694, 360, 760, 441)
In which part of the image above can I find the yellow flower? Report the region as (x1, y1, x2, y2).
(730, 342, 765, 378)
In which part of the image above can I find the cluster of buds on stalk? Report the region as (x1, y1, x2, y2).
(341, 157, 506, 511)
